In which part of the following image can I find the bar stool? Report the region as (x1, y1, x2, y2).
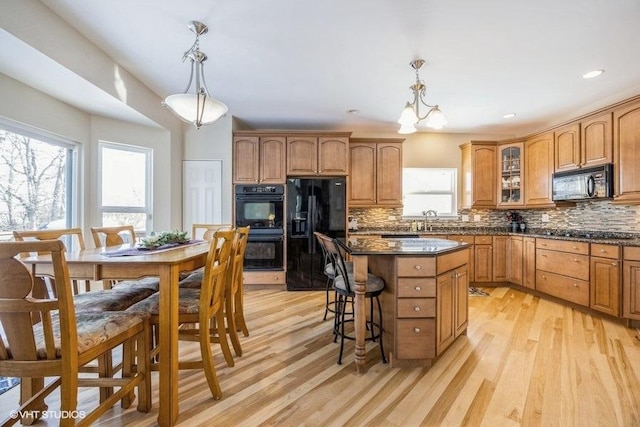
(320, 235, 386, 365)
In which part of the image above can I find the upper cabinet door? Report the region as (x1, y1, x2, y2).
(349, 142, 377, 206)
(318, 137, 348, 176)
(376, 142, 403, 205)
(233, 136, 260, 183)
(554, 123, 580, 172)
(472, 144, 497, 207)
(286, 136, 318, 175)
(613, 101, 640, 203)
(525, 132, 555, 207)
(260, 136, 286, 183)
(581, 112, 613, 168)
(497, 142, 524, 207)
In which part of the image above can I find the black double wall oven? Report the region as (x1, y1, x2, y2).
(235, 184, 285, 271)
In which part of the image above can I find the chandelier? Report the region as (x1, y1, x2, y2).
(397, 59, 447, 134)
(162, 21, 228, 129)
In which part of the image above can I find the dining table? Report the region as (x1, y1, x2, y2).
(23, 240, 211, 426)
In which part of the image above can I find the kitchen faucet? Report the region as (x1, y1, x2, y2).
(422, 210, 438, 231)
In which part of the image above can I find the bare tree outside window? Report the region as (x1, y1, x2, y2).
(0, 130, 68, 232)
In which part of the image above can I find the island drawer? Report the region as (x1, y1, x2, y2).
(397, 298, 436, 318)
(624, 246, 640, 261)
(396, 319, 436, 359)
(397, 257, 436, 277)
(536, 238, 589, 255)
(536, 270, 589, 307)
(591, 243, 619, 260)
(397, 278, 436, 297)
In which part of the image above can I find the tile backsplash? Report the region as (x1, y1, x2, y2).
(349, 200, 640, 233)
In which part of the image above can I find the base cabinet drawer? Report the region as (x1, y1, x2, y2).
(536, 249, 589, 281)
(397, 298, 436, 318)
(536, 270, 590, 307)
(396, 319, 436, 359)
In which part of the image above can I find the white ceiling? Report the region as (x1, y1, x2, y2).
(5, 0, 640, 136)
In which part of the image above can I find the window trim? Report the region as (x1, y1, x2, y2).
(98, 141, 153, 232)
(402, 167, 458, 218)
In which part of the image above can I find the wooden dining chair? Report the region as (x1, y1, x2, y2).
(191, 223, 232, 241)
(127, 230, 234, 398)
(0, 239, 151, 427)
(13, 228, 91, 295)
(179, 227, 250, 357)
(90, 225, 160, 292)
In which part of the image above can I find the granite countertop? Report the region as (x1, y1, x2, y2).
(348, 227, 640, 246)
(344, 236, 470, 255)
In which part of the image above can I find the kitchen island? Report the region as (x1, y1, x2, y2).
(344, 236, 471, 371)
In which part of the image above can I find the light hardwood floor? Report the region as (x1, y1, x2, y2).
(1, 286, 639, 426)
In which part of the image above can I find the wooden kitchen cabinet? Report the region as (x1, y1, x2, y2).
(613, 101, 640, 204)
(349, 138, 403, 207)
(590, 243, 620, 317)
(524, 132, 555, 207)
(623, 246, 640, 320)
(233, 134, 287, 184)
(523, 236, 536, 289)
(473, 235, 492, 282)
(492, 235, 508, 282)
(497, 142, 524, 207)
(507, 235, 523, 285)
(436, 263, 468, 355)
(448, 235, 474, 281)
(286, 134, 349, 176)
(460, 141, 497, 209)
(536, 238, 590, 307)
(555, 114, 613, 173)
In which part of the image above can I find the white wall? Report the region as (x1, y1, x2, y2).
(182, 115, 234, 224)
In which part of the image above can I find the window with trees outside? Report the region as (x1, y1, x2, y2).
(99, 142, 151, 235)
(0, 120, 77, 242)
(403, 168, 457, 217)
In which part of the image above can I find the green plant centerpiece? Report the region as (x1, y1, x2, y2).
(139, 230, 189, 249)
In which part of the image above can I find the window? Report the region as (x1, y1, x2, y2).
(99, 142, 152, 234)
(403, 168, 457, 217)
(0, 119, 78, 241)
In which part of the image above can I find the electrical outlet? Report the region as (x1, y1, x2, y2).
(388, 215, 396, 221)
(541, 214, 550, 222)
(473, 214, 481, 222)
(461, 215, 470, 222)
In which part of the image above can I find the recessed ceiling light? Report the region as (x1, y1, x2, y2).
(346, 109, 359, 115)
(582, 69, 604, 79)
(502, 113, 517, 119)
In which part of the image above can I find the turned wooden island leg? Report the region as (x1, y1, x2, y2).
(352, 255, 368, 373)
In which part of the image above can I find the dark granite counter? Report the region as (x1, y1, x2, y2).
(344, 236, 470, 255)
(348, 228, 640, 246)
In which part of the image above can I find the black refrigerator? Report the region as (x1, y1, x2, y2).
(286, 177, 346, 290)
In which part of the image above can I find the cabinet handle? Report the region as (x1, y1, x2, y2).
(542, 275, 547, 279)
(573, 283, 579, 287)
(541, 242, 547, 246)
(414, 265, 421, 270)
(415, 286, 421, 291)
(600, 249, 606, 253)
(612, 262, 617, 266)
(413, 327, 421, 333)
(572, 246, 579, 250)
(414, 306, 421, 312)
(573, 258, 578, 262)
(541, 253, 547, 257)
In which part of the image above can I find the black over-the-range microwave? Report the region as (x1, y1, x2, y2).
(552, 163, 614, 202)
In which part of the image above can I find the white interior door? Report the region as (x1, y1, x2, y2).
(183, 160, 223, 235)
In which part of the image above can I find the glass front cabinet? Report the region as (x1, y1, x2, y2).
(498, 142, 524, 207)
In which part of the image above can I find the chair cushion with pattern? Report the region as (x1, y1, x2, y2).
(126, 288, 202, 315)
(178, 268, 205, 288)
(112, 276, 160, 292)
(74, 286, 157, 312)
(23, 311, 150, 359)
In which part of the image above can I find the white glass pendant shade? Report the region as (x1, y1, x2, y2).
(163, 93, 228, 128)
(397, 103, 419, 125)
(398, 122, 417, 134)
(425, 107, 447, 130)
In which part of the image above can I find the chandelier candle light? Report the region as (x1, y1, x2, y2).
(162, 21, 228, 129)
(397, 59, 447, 134)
